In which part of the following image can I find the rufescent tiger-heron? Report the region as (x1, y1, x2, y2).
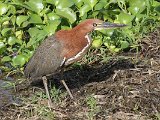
(24, 19, 126, 107)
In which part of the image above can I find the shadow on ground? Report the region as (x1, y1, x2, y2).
(31, 59, 134, 92)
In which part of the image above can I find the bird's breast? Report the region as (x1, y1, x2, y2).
(64, 34, 92, 65)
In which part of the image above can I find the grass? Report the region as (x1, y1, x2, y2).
(24, 105, 55, 120)
(86, 95, 99, 120)
(155, 113, 160, 120)
(15, 85, 66, 119)
(50, 85, 66, 103)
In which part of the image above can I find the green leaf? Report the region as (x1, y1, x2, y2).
(27, 27, 47, 47)
(120, 41, 129, 49)
(28, 27, 39, 37)
(109, 45, 116, 52)
(61, 26, 71, 30)
(94, 1, 106, 10)
(10, 0, 30, 10)
(129, 0, 146, 8)
(43, 20, 61, 35)
(2, 21, 9, 26)
(29, 14, 43, 24)
(128, 6, 140, 15)
(0, 41, 6, 54)
(7, 5, 16, 15)
(8, 36, 22, 45)
(0, 3, 8, 15)
(47, 12, 60, 21)
(79, 4, 91, 17)
(11, 0, 24, 5)
(135, 14, 146, 23)
(11, 16, 16, 25)
(56, 0, 74, 9)
(1, 28, 12, 36)
(28, 27, 46, 38)
(56, 8, 76, 23)
(129, 0, 146, 13)
(152, 0, 160, 7)
(12, 55, 26, 66)
(45, 0, 58, 5)
(27, 51, 34, 59)
(25, 0, 44, 13)
(15, 30, 23, 40)
(8, 36, 18, 45)
(100, 29, 114, 36)
(73, 0, 83, 8)
(1, 56, 11, 62)
(1, 16, 10, 23)
(92, 39, 102, 48)
(22, 21, 30, 27)
(0, 42, 5, 49)
(16, 15, 29, 26)
(84, 0, 98, 9)
(155, 5, 160, 13)
(117, 12, 135, 24)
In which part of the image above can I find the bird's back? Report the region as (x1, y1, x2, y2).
(24, 36, 64, 79)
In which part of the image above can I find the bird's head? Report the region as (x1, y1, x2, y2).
(73, 19, 127, 35)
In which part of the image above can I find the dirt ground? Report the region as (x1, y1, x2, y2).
(0, 28, 160, 120)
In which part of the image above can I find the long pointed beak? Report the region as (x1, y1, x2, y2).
(94, 22, 127, 30)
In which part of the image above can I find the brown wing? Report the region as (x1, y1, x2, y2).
(24, 35, 64, 79)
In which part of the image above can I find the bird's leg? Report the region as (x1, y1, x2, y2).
(60, 68, 74, 99)
(42, 76, 52, 107)
(61, 80, 73, 99)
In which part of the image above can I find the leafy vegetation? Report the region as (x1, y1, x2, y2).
(0, 0, 159, 74)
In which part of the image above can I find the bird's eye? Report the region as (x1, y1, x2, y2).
(93, 23, 97, 27)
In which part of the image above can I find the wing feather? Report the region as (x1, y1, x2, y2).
(24, 36, 63, 79)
